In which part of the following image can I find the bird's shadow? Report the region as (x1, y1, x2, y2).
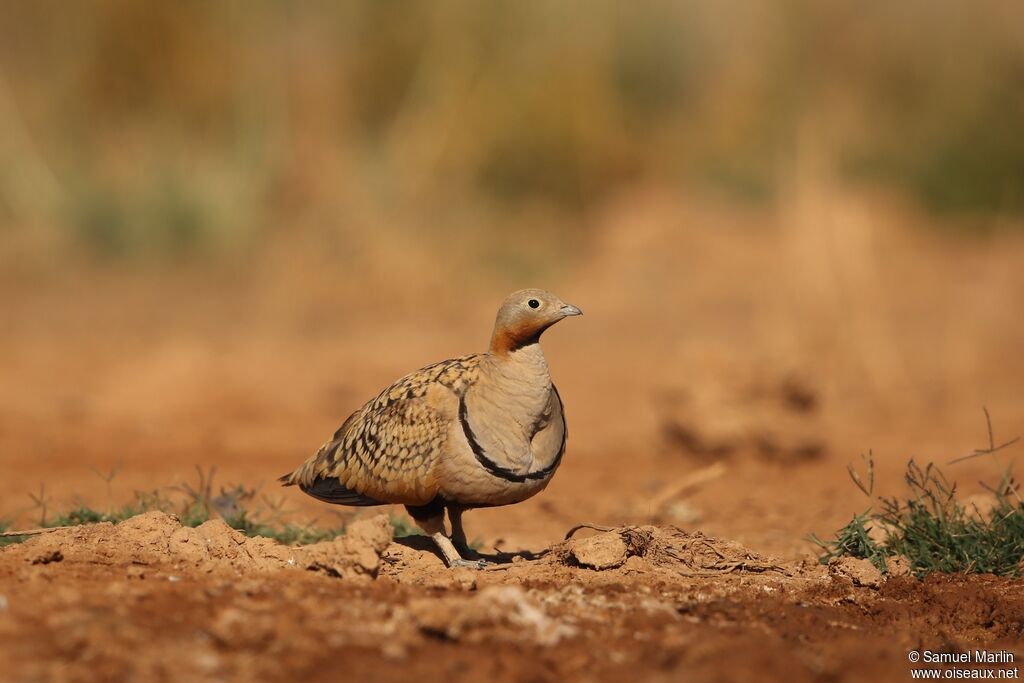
(392, 535, 548, 566)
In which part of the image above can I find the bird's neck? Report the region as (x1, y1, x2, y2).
(492, 340, 548, 373)
(489, 321, 546, 355)
(481, 342, 551, 406)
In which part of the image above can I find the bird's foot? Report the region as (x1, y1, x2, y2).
(447, 557, 491, 570)
(431, 532, 492, 570)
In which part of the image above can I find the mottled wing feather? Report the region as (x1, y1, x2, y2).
(283, 355, 483, 506)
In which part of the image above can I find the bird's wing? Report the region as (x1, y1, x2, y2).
(281, 355, 483, 506)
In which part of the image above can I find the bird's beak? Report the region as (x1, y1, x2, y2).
(559, 303, 583, 317)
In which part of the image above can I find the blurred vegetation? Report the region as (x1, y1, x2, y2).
(0, 467, 421, 547)
(0, 1, 1021, 263)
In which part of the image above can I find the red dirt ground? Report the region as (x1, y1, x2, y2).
(2, 515, 1023, 683)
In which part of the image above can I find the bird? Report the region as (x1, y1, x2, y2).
(280, 289, 581, 568)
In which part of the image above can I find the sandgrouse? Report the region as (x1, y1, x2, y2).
(281, 289, 581, 568)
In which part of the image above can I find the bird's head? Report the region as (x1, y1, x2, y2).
(489, 289, 582, 355)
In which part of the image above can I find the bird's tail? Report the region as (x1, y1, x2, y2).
(279, 438, 338, 488)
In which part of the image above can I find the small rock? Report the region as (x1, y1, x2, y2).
(828, 556, 883, 588)
(885, 555, 913, 577)
(570, 531, 628, 570)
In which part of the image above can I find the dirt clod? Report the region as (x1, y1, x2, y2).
(568, 531, 628, 569)
(885, 554, 913, 577)
(828, 556, 884, 588)
(556, 526, 788, 578)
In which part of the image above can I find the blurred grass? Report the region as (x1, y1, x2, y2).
(0, 1, 1021, 264)
(0, 467, 422, 547)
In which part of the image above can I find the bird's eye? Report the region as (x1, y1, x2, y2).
(527, 299, 540, 309)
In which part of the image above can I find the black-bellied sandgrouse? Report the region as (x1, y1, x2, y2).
(281, 289, 581, 568)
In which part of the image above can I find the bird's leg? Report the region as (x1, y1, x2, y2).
(447, 505, 472, 556)
(448, 506, 495, 566)
(416, 512, 486, 570)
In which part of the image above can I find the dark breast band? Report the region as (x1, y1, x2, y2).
(457, 388, 567, 484)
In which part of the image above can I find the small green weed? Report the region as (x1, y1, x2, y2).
(0, 520, 28, 547)
(388, 515, 423, 539)
(812, 411, 1023, 577)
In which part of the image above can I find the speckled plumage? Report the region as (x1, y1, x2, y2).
(281, 289, 581, 567)
(283, 354, 483, 506)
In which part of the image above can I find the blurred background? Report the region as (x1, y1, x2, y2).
(1, 0, 1022, 554)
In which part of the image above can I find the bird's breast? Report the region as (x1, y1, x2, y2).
(436, 345, 564, 505)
